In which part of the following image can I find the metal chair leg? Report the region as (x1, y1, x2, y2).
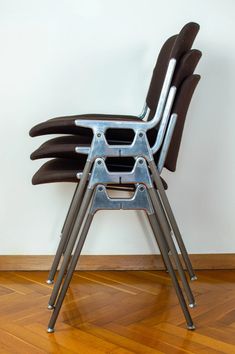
(47, 211, 94, 332)
(48, 186, 94, 308)
(147, 214, 169, 271)
(148, 187, 195, 307)
(148, 213, 195, 330)
(61, 184, 79, 235)
(46, 184, 81, 284)
(149, 160, 196, 280)
(47, 161, 92, 284)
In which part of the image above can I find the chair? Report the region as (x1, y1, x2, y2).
(29, 22, 201, 332)
(29, 23, 199, 139)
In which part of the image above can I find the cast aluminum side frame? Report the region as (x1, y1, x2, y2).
(47, 123, 195, 286)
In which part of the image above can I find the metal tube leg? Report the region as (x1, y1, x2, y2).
(61, 187, 87, 256)
(149, 160, 196, 280)
(61, 184, 79, 235)
(48, 187, 94, 308)
(147, 214, 169, 271)
(47, 212, 94, 332)
(148, 213, 195, 330)
(47, 161, 92, 284)
(148, 187, 195, 307)
(47, 185, 82, 284)
(62, 185, 82, 255)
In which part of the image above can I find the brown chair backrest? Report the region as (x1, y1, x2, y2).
(148, 48, 201, 147)
(164, 74, 201, 172)
(146, 22, 200, 120)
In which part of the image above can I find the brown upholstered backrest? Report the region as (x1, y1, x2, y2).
(148, 49, 201, 148)
(170, 22, 200, 61)
(164, 74, 200, 172)
(146, 35, 177, 119)
(171, 49, 201, 87)
(146, 22, 200, 120)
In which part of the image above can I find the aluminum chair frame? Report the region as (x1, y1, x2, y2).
(47, 157, 196, 332)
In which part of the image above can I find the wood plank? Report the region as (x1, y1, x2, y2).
(104, 322, 206, 353)
(0, 322, 75, 354)
(0, 327, 45, 354)
(25, 322, 119, 354)
(84, 324, 164, 354)
(1, 254, 235, 271)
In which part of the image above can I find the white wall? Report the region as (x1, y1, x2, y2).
(0, 0, 234, 255)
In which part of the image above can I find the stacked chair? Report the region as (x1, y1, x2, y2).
(29, 22, 202, 332)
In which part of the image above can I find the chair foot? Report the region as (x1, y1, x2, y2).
(189, 302, 196, 308)
(48, 304, 55, 310)
(187, 324, 196, 330)
(190, 276, 197, 281)
(46, 279, 54, 285)
(47, 328, 54, 333)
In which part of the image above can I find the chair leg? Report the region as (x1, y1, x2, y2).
(62, 185, 82, 255)
(147, 214, 169, 271)
(61, 184, 79, 235)
(148, 187, 195, 307)
(46, 184, 81, 284)
(148, 160, 196, 280)
(47, 161, 92, 284)
(48, 186, 94, 309)
(47, 211, 94, 333)
(148, 213, 195, 330)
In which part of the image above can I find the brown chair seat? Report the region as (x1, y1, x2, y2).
(29, 114, 142, 138)
(30, 134, 157, 160)
(32, 158, 168, 190)
(31, 136, 91, 160)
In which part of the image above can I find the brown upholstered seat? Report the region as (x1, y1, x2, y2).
(32, 157, 168, 190)
(29, 114, 142, 138)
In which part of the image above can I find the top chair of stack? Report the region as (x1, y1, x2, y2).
(29, 22, 199, 140)
(30, 48, 201, 163)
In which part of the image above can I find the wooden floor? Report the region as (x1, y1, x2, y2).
(0, 271, 235, 353)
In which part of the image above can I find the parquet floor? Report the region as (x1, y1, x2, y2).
(0, 270, 235, 353)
